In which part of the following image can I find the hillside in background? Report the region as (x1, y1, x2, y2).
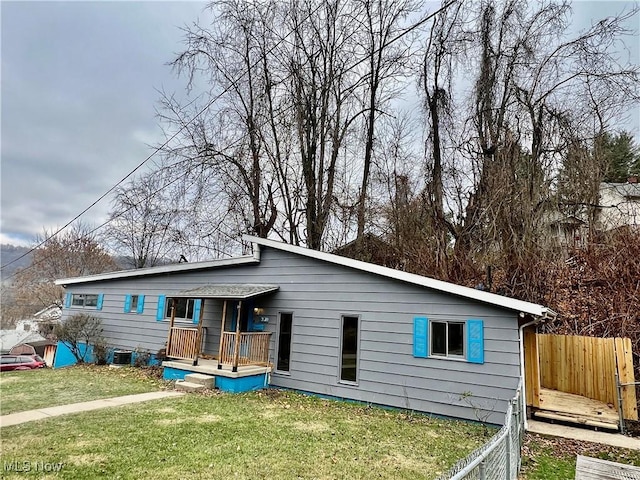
(1, 244, 33, 282)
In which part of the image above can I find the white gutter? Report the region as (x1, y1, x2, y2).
(243, 234, 548, 316)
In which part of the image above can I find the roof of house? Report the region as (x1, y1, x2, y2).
(600, 182, 640, 199)
(33, 304, 62, 321)
(243, 235, 552, 317)
(54, 235, 553, 318)
(55, 256, 258, 286)
(0, 330, 48, 353)
(172, 284, 279, 300)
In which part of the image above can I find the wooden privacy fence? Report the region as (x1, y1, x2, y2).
(219, 332, 272, 367)
(533, 333, 637, 420)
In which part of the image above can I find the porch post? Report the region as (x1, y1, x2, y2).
(194, 298, 204, 366)
(165, 298, 176, 358)
(217, 300, 227, 369)
(232, 300, 242, 372)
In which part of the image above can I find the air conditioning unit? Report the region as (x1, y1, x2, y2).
(112, 350, 132, 366)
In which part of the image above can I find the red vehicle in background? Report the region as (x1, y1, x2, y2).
(0, 355, 46, 371)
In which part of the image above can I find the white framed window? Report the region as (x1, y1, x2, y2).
(71, 294, 99, 308)
(414, 318, 484, 364)
(166, 298, 196, 321)
(431, 321, 465, 358)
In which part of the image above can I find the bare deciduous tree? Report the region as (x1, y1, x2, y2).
(11, 224, 117, 315)
(105, 172, 183, 268)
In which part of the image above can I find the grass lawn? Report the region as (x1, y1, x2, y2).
(521, 432, 640, 479)
(0, 387, 491, 479)
(0, 365, 166, 415)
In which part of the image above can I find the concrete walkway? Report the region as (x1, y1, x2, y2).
(528, 420, 640, 450)
(0, 391, 184, 428)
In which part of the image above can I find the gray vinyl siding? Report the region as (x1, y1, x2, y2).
(60, 247, 522, 424)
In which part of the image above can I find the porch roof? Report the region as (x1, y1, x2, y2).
(170, 284, 279, 300)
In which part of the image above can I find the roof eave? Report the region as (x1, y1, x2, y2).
(243, 235, 550, 317)
(55, 256, 258, 286)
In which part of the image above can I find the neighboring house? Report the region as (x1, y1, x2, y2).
(9, 340, 57, 366)
(332, 233, 405, 269)
(55, 235, 554, 425)
(544, 178, 640, 249)
(596, 179, 640, 231)
(15, 304, 61, 334)
(544, 212, 588, 250)
(0, 330, 47, 354)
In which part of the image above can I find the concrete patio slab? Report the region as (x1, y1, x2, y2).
(528, 420, 640, 450)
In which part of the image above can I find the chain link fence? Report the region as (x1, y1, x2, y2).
(436, 383, 524, 480)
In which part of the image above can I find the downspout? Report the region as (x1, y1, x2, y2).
(252, 243, 261, 262)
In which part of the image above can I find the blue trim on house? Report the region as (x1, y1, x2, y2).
(216, 373, 267, 393)
(466, 319, 485, 364)
(53, 341, 159, 368)
(163, 367, 189, 381)
(136, 295, 145, 314)
(413, 317, 428, 358)
(53, 341, 94, 368)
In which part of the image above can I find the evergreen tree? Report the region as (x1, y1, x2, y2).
(602, 131, 640, 182)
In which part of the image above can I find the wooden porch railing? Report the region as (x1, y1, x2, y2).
(166, 327, 200, 361)
(219, 332, 272, 367)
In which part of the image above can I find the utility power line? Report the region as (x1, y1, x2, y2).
(2, 0, 454, 277)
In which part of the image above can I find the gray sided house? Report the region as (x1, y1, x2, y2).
(55, 235, 553, 425)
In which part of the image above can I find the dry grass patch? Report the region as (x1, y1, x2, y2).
(68, 453, 108, 466)
(292, 420, 330, 433)
(195, 414, 222, 423)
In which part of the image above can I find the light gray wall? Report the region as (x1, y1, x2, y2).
(61, 246, 522, 424)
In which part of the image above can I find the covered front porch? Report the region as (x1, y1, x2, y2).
(161, 284, 279, 392)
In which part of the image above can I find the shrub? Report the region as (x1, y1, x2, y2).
(93, 339, 110, 365)
(54, 313, 104, 364)
(133, 347, 151, 367)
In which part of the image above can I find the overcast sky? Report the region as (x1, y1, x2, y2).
(1, 1, 638, 249)
(1, 1, 207, 247)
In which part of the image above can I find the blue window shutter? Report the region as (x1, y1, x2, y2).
(64, 292, 72, 308)
(137, 295, 145, 314)
(413, 317, 428, 358)
(124, 294, 132, 313)
(96, 294, 104, 310)
(156, 295, 166, 321)
(467, 319, 484, 364)
(192, 299, 202, 324)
